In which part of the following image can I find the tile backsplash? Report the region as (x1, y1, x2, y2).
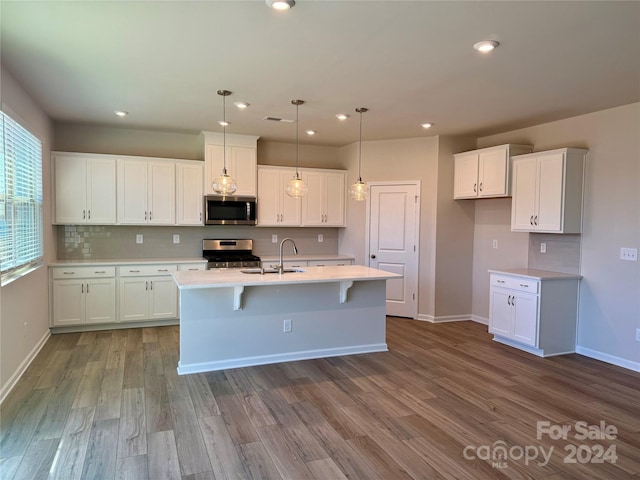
(57, 225, 340, 260)
(528, 233, 581, 274)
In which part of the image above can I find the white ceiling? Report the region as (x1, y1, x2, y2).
(2, 1, 639, 146)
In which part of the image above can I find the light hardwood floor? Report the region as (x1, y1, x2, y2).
(1, 318, 639, 479)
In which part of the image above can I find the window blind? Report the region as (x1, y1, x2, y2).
(0, 111, 43, 285)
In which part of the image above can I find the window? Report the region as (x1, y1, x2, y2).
(0, 110, 43, 286)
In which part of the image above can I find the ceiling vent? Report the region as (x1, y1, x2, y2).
(264, 116, 295, 123)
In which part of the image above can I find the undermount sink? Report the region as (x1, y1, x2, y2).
(240, 268, 306, 274)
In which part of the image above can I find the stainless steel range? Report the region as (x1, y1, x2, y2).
(203, 239, 261, 269)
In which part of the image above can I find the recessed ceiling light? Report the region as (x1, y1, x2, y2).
(336, 114, 349, 121)
(473, 40, 500, 53)
(421, 122, 434, 129)
(266, 0, 295, 10)
(305, 130, 316, 136)
(234, 101, 249, 109)
(218, 120, 230, 126)
(114, 110, 128, 117)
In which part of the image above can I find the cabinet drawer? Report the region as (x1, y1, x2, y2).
(262, 260, 308, 269)
(491, 275, 539, 294)
(118, 264, 178, 276)
(308, 260, 352, 266)
(178, 263, 207, 272)
(52, 266, 116, 279)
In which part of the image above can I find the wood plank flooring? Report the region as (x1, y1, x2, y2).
(1, 318, 639, 479)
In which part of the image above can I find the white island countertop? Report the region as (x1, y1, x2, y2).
(172, 265, 400, 290)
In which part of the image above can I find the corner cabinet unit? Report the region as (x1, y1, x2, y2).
(454, 144, 533, 199)
(53, 153, 117, 224)
(51, 267, 117, 326)
(511, 148, 587, 233)
(257, 166, 301, 226)
(203, 132, 259, 197)
(301, 169, 346, 226)
(488, 269, 581, 357)
(117, 158, 176, 225)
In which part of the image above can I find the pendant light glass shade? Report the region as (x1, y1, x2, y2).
(285, 99, 307, 198)
(212, 90, 237, 195)
(350, 107, 369, 201)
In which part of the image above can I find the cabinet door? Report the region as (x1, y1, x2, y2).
(512, 292, 539, 347)
(119, 277, 149, 322)
(478, 149, 508, 197)
(176, 163, 203, 225)
(230, 146, 257, 197)
(117, 160, 148, 224)
(257, 168, 282, 226)
(279, 170, 301, 226)
(324, 171, 346, 226)
(453, 152, 479, 199)
(85, 278, 116, 324)
(148, 277, 177, 319)
(54, 155, 87, 224)
(511, 157, 538, 231)
(536, 152, 565, 232)
(52, 280, 85, 326)
(489, 288, 512, 337)
(301, 171, 325, 226)
(86, 157, 116, 224)
(148, 162, 175, 224)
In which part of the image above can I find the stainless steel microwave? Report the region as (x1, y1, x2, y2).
(204, 195, 257, 225)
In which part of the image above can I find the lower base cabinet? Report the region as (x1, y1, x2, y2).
(118, 266, 178, 322)
(489, 270, 581, 357)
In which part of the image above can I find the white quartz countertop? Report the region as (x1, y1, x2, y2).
(259, 254, 355, 263)
(489, 268, 583, 280)
(172, 265, 400, 290)
(49, 257, 206, 267)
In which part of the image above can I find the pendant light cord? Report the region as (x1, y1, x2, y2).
(358, 109, 363, 182)
(295, 101, 300, 179)
(222, 93, 227, 175)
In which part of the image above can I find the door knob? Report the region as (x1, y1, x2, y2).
(370, 254, 376, 259)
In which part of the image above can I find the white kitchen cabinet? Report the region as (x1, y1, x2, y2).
(511, 148, 587, 233)
(307, 259, 353, 266)
(203, 132, 259, 197)
(488, 269, 581, 357)
(118, 264, 178, 322)
(453, 144, 533, 199)
(257, 166, 301, 226)
(117, 159, 176, 225)
(51, 267, 116, 326)
(53, 153, 117, 224)
(301, 169, 346, 226)
(176, 162, 204, 225)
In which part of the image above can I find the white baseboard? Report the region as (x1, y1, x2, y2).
(416, 313, 475, 324)
(470, 315, 489, 325)
(0, 329, 51, 405)
(177, 343, 388, 375)
(576, 345, 640, 372)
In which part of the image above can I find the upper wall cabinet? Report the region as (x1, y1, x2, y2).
(454, 144, 533, 199)
(300, 168, 346, 227)
(53, 153, 117, 224)
(511, 148, 587, 234)
(117, 158, 176, 225)
(203, 132, 259, 197)
(257, 166, 301, 226)
(176, 162, 204, 225)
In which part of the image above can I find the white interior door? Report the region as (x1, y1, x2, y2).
(368, 182, 419, 318)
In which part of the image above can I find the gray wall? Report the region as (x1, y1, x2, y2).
(476, 103, 640, 368)
(0, 66, 54, 398)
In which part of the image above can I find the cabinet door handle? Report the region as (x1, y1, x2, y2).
(86, 283, 90, 293)
(534, 215, 538, 226)
(88, 210, 91, 220)
(507, 295, 511, 305)
(83, 210, 86, 220)
(479, 182, 483, 192)
(150, 281, 153, 290)
(145, 281, 148, 290)
(200, 212, 202, 222)
(145, 211, 148, 221)
(530, 215, 534, 226)
(473, 183, 477, 193)
(81, 284, 84, 293)
(149, 211, 152, 221)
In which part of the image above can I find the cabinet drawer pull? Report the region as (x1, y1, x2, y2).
(496, 279, 505, 283)
(63, 272, 75, 275)
(94, 271, 106, 274)
(157, 269, 169, 272)
(519, 283, 529, 288)
(129, 270, 140, 273)
(188, 268, 199, 271)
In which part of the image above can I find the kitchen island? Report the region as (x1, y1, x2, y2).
(172, 265, 400, 374)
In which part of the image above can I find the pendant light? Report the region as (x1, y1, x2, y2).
(285, 99, 308, 198)
(349, 107, 368, 201)
(212, 89, 237, 195)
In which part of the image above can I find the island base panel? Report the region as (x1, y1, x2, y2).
(177, 280, 388, 374)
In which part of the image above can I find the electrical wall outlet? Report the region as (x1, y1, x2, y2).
(492, 240, 498, 249)
(620, 247, 638, 261)
(283, 319, 292, 333)
(272, 235, 278, 243)
(173, 234, 180, 244)
(540, 243, 547, 253)
(318, 234, 324, 243)
(636, 328, 640, 342)
(136, 234, 143, 244)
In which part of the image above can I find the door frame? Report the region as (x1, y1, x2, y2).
(365, 180, 421, 320)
